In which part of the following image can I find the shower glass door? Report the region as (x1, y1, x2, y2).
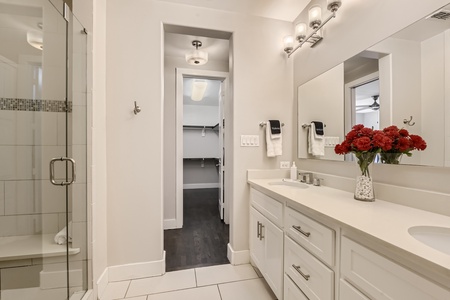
(0, 0, 88, 299)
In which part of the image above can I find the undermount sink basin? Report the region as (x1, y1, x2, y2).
(268, 179, 309, 189)
(408, 226, 450, 256)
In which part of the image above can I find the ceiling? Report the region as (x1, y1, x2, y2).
(165, 32, 229, 62)
(157, 0, 310, 22)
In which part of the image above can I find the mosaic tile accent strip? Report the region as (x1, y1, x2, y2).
(0, 98, 72, 113)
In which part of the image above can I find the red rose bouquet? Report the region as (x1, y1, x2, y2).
(379, 125, 427, 164)
(334, 124, 382, 176)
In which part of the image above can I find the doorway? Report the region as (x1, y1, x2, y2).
(162, 28, 231, 271)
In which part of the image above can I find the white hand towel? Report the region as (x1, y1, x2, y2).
(266, 121, 282, 157)
(308, 122, 324, 156)
(54, 221, 73, 245)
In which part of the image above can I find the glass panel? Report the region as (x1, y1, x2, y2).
(67, 8, 88, 300)
(0, 0, 87, 299)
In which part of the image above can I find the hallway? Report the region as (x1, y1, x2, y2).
(164, 189, 229, 272)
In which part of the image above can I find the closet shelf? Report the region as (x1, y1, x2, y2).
(183, 157, 219, 160)
(183, 123, 219, 130)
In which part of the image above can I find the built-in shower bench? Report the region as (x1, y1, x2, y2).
(0, 234, 80, 262)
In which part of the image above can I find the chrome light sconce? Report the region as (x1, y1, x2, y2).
(284, 0, 342, 57)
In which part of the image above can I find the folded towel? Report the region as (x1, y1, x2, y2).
(308, 122, 324, 156)
(54, 221, 73, 245)
(312, 121, 324, 136)
(266, 121, 282, 157)
(268, 120, 281, 139)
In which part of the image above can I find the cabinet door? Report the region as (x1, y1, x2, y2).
(250, 207, 265, 272)
(263, 215, 284, 300)
(341, 236, 450, 300)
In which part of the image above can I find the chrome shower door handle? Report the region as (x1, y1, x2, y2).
(49, 157, 76, 186)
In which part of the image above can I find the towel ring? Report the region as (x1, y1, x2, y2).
(259, 122, 285, 127)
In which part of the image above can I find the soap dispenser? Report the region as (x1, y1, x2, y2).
(290, 162, 297, 181)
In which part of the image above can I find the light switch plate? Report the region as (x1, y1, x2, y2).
(240, 135, 259, 147)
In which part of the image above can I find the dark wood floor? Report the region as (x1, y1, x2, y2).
(164, 188, 230, 272)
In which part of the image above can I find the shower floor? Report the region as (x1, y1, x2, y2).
(164, 188, 229, 272)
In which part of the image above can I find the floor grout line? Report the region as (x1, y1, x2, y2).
(217, 284, 223, 300)
(123, 280, 132, 299)
(194, 267, 198, 287)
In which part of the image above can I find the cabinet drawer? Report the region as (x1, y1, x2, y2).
(339, 279, 369, 300)
(341, 236, 450, 300)
(284, 274, 308, 300)
(250, 188, 283, 228)
(285, 206, 334, 266)
(285, 236, 334, 300)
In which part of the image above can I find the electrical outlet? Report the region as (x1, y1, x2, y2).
(280, 161, 290, 169)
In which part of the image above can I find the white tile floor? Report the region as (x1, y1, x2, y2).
(100, 264, 277, 300)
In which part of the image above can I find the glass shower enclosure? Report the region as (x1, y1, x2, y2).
(0, 0, 88, 299)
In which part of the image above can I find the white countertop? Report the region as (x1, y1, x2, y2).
(248, 178, 450, 278)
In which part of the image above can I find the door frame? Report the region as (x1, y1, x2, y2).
(175, 68, 229, 228)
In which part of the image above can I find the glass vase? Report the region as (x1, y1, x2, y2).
(354, 174, 375, 201)
(354, 152, 376, 202)
(380, 152, 403, 164)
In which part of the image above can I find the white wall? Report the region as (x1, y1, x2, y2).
(421, 32, 446, 166)
(106, 0, 293, 267)
(293, 0, 450, 216)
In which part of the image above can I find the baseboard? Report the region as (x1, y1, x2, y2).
(108, 251, 166, 282)
(96, 268, 109, 299)
(80, 290, 93, 300)
(227, 243, 250, 265)
(183, 183, 220, 189)
(163, 219, 178, 230)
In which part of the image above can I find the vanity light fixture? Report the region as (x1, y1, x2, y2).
(27, 31, 43, 50)
(191, 80, 208, 101)
(185, 40, 208, 66)
(284, 0, 343, 57)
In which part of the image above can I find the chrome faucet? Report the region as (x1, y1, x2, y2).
(298, 172, 314, 184)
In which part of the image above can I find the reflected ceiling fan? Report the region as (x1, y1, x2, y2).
(356, 95, 380, 111)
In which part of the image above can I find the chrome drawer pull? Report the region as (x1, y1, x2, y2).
(292, 225, 311, 237)
(257, 221, 261, 239)
(292, 264, 310, 281)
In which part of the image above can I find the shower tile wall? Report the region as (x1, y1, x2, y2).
(0, 109, 68, 237)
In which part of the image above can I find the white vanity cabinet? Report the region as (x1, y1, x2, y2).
(341, 236, 450, 300)
(249, 189, 284, 300)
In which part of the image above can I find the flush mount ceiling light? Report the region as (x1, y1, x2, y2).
(27, 31, 43, 50)
(185, 40, 208, 66)
(284, 0, 343, 57)
(191, 80, 208, 101)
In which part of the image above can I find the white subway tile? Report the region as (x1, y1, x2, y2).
(72, 183, 87, 222)
(0, 213, 60, 237)
(34, 112, 58, 146)
(5, 181, 35, 215)
(15, 111, 37, 146)
(0, 265, 42, 289)
(57, 112, 66, 146)
(0, 111, 16, 145)
(0, 146, 33, 180)
(71, 105, 87, 145)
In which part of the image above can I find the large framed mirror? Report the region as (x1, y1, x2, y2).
(298, 3, 450, 167)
